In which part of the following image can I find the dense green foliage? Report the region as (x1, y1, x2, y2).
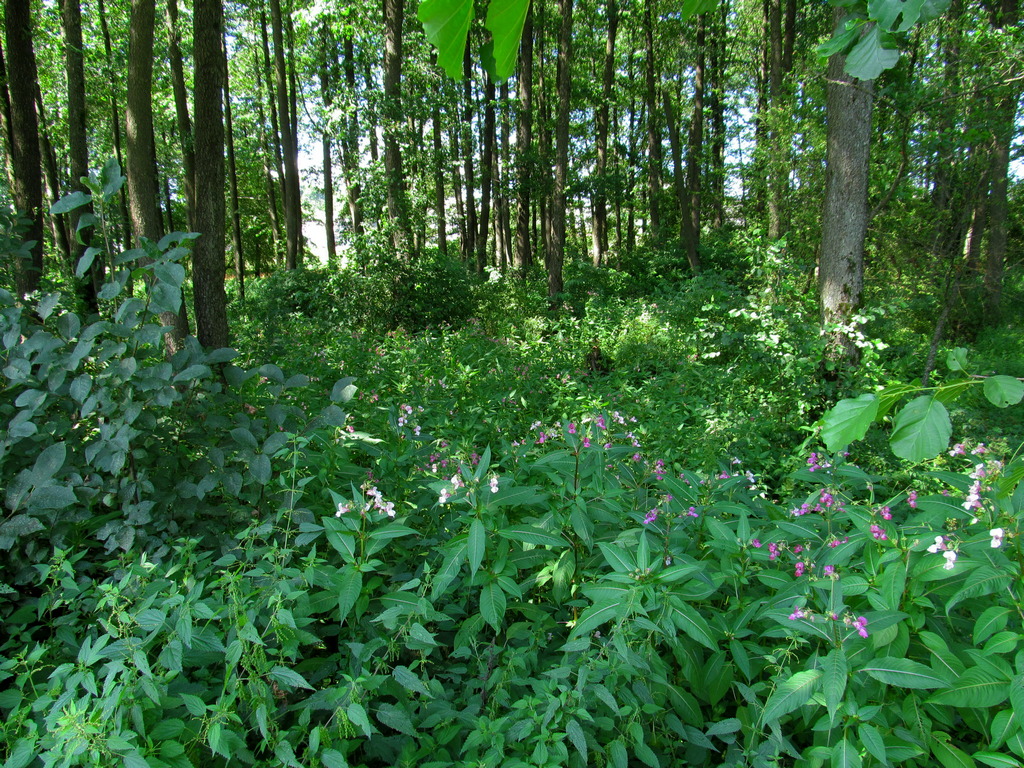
(2, 220, 1023, 768)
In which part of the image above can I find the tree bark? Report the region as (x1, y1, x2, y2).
(592, 0, 617, 267)
(35, 87, 72, 270)
(644, 0, 662, 243)
(432, 92, 447, 258)
(665, 88, 700, 272)
(477, 72, 496, 273)
(97, 0, 130, 251)
(686, 16, 705, 258)
(5, 0, 44, 297)
(460, 47, 477, 263)
(383, 0, 413, 260)
(319, 21, 337, 265)
(166, 0, 196, 229)
(224, 27, 245, 301)
(342, 35, 364, 237)
(192, 0, 228, 347)
(252, 41, 282, 266)
(819, 28, 873, 368)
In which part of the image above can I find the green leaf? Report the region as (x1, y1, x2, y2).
(984, 376, 1024, 408)
(681, 0, 718, 20)
(974, 752, 1023, 768)
(822, 393, 880, 451)
(607, 740, 628, 768)
(336, 566, 362, 625)
(32, 443, 66, 481)
(570, 601, 627, 638)
(269, 665, 313, 691)
(480, 581, 506, 630)
(565, 718, 587, 762)
(347, 702, 374, 737)
(393, 666, 432, 697)
(822, 648, 848, 720)
(665, 598, 717, 650)
(760, 669, 822, 724)
(928, 666, 1010, 709)
(496, 525, 568, 548)
(859, 723, 887, 764)
(832, 738, 863, 768)
(483, 0, 530, 80)
(598, 542, 636, 574)
(947, 347, 969, 372)
(931, 734, 977, 768)
(2, 738, 37, 768)
(844, 24, 900, 80)
(173, 364, 211, 384)
(50, 190, 91, 215)
(860, 657, 949, 689)
(419, 0, 474, 79)
(376, 702, 416, 736)
(468, 518, 485, 576)
(491, 484, 549, 508)
(330, 377, 357, 403)
(890, 395, 952, 462)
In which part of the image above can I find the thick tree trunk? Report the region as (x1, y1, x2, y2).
(97, 0, 130, 251)
(592, 0, 617, 267)
(514, 6, 534, 274)
(192, 0, 228, 347)
(383, 0, 413, 260)
(819, 36, 873, 368)
(665, 89, 700, 273)
(548, 0, 572, 300)
(5, 0, 44, 297)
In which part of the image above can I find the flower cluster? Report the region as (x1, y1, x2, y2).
(806, 452, 832, 472)
(927, 535, 957, 570)
(787, 607, 869, 638)
(791, 490, 844, 517)
(337, 484, 396, 518)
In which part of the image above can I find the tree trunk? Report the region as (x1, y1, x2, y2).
(192, 0, 228, 347)
(819, 24, 873, 368)
(432, 93, 447, 258)
(5, 0, 44, 297)
(166, 0, 195, 229)
(269, 0, 301, 268)
(549, 0, 572, 300)
(383, 0, 413, 260)
(461, 47, 477, 263)
(665, 88, 700, 272)
(97, 0, 130, 252)
(342, 35, 363, 237)
(514, 5, 534, 274)
(252, 43, 281, 269)
(477, 72, 496, 273)
(592, 0, 617, 267)
(707, 0, 727, 229)
(224, 27, 244, 301)
(35, 87, 72, 270)
(63, 0, 100, 311)
(644, 0, 661, 243)
(686, 16, 705, 258)
(319, 21, 337, 265)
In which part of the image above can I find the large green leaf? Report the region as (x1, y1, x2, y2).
(984, 376, 1024, 408)
(484, 0, 531, 80)
(570, 600, 628, 638)
(822, 648, 849, 720)
(479, 581, 506, 630)
(860, 657, 949, 689)
(832, 738, 863, 768)
(822, 393, 879, 451)
(336, 565, 362, 625)
(665, 598, 717, 650)
(760, 669, 822, 724)
(496, 524, 568, 548)
(468, 518, 486, 576)
(889, 395, 952, 461)
(419, 0, 474, 79)
(844, 24, 900, 80)
(929, 666, 1010, 709)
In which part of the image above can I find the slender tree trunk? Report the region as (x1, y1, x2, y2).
(253, 44, 281, 267)
(644, 0, 661, 243)
(5, 0, 44, 297)
(97, 0, 130, 251)
(192, 0, 228, 347)
(35, 88, 72, 270)
(514, 6, 534, 274)
(665, 88, 700, 272)
(166, 0, 195, 229)
(63, 0, 100, 310)
(477, 72, 496, 273)
(223, 28, 244, 301)
(259, 4, 286, 263)
(269, 0, 301, 268)
(319, 21, 337, 265)
(592, 0, 617, 266)
(342, 35, 363, 236)
(819, 20, 873, 368)
(382, 0, 413, 260)
(549, 0, 572, 300)
(461, 47, 477, 263)
(498, 80, 513, 269)
(708, 0, 727, 229)
(432, 93, 447, 258)
(686, 16, 705, 256)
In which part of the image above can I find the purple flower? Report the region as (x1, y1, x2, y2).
(852, 616, 868, 638)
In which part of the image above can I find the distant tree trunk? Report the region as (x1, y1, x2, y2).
(223, 28, 244, 301)
(269, 0, 301, 268)
(498, 80, 513, 269)
(686, 16, 705, 257)
(383, 0, 413, 260)
(461, 47, 477, 263)
(548, 0, 572, 300)
(166, 0, 195, 229)
(127, 0, 188, 351)
(342, 35, 364, 237)
(259, 5, 285, 264)
(97, 0, 130, 251)
(5, 0, 44, 297)
(592, 0, 617, 267)
(707, 0, 727, 229)
(63, 0, 100, 310)
(665, 88, 700, 272)
(983, 0, 1019, 323)
(252, 44, 281, 268)
(432, 94, 447, 258)
(819, 24, 873, 368)
(319, 21, 337, 265)
(477, 72, 496, 273)
(35, 88, 72, 270)
(514, 6, 534, 274)
(192, 0, 228, 347)
(643, 0, 662, 243)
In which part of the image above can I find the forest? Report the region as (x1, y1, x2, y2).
(1, 0, 1024, 764)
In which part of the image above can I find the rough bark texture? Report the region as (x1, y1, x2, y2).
(192, 0, 228, 348)
(643, 0, 661, 242)
(383, 0, 413, 260)
(224, 29, 245, 301)
(269, 0, 301, 268)
(5, 0, 44, 297)
(97, 0, 130, 250)
(477, 73, 496, 273)
(819, 43, 873, 367)
(665, 89, 700, 273)
(342, 35, 363, 237)
(166, 0, 196, 229)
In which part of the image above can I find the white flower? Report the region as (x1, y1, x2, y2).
(990, 528, 1005, 548)
(942, 550, 957, 570)
(438, 488, 450, 505)
(489, 476, 499, 494)
(927, 535, 945, 554)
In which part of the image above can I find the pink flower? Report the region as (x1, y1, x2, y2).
(991, 528, 1005, 548)
(879, 506, 892, 520)
(643, 509, 658, 525)
(794, 562, 805, 577)
(870, 524, 887, 541)
(789, 607, 807, 620)
(907, 490, 917, 508)
(751, 539, 762, 548)
(852, 616, 868, 638)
